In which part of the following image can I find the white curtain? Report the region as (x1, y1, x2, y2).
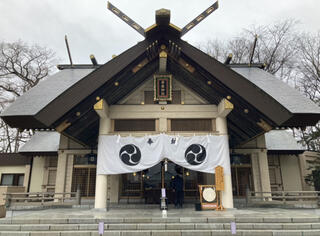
(97, 134, 231, 175)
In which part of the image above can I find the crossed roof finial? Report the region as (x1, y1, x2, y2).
(107, 1, 219, 38)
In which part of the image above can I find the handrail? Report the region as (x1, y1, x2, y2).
(246, 189, 320, 206)
(3, 190, 81, 208)
(3, 192, 76, 195)
(250, 191, 320, 194)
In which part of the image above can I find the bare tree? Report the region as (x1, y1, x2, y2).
(200, 20, 320, 186)
(197, 39, 228, 61)
(0, 40, 56, 152)
(199, 19, 300, 86)
(295, 32, 320, 151)
(298, 32, 320, 104)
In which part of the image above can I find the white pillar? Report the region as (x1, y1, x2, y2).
(95, 175, 108, 208)
(258, 150, 272, 199)
(216, 116, 234, 208)
(29, 156, 46, 192)
(94, 99, 111, 209)
(54, 152, 67, 201)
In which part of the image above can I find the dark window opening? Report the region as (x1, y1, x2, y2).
(171, 119, 213, 132)
(114, 119, 156, 132)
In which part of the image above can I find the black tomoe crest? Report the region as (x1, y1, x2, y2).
(185, 144, 206, 165)
(119, 144, 141, 166)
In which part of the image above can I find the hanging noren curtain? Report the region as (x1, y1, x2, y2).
(97, 134, 231, 175)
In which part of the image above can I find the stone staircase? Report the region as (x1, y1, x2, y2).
(1, 215, 320, 236)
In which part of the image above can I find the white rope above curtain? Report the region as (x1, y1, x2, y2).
(97, 134, 231, 175)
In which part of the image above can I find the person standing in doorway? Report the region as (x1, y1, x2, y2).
(172, 170, 184, 208)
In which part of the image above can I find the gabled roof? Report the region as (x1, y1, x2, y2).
(1, 40, 150, 129)
(265, 130, 305, 154)
(16, 130, 305, 155)
(1, 69, 94, 128)
(1, 18, 320, 148)
(233, 68, 319, 114)
(19, 131, 60, 154)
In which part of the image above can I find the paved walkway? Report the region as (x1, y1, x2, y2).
(5, 207, 320, 220)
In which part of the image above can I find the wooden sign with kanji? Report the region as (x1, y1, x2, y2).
(215, 166, 224, 191)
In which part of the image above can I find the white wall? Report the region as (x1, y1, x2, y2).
(280, 155, 303, 191)
(29, 156, 46, 192)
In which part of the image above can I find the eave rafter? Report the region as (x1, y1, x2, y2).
(166, 45, 276, 146)
(53, 47, 158, 146)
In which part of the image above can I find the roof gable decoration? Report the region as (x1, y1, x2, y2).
(107, 1, 219, 38)
(118, 75, 209, 105)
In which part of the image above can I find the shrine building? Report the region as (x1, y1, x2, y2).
(1, 3, 320, 209)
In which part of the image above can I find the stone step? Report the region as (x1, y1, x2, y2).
(0, 222, 319, 231)
(1, 229, 320, 236)
(1, 217, 320, 224)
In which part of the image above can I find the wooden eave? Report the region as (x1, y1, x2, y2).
(178, 40, 293, 126)
(36, 39, 151, 127)
(0, 153, 32, 165)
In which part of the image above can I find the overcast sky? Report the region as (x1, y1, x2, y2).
(1, 0, 319, 65)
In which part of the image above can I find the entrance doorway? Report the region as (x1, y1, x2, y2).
(120, 161, 202, 204)
(71, 167, 96, 197)
(231, 167, 252, 196)
(231, 154, 253, 197)
(71, 155, 97, 198)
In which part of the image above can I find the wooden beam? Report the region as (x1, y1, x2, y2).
(159, 51, 167, 73)
(109, 104, 217, 119)
(36, 40, 150, 127)
(156, 8, 170, 26)
(132, 58, 149, 74)
(179, 40, 292, 125)
(107, 1, 145, 37)
(94, 99, 109, 119)
(55, 120, 71, 133)
(218, 98, 234, 117)
(181, 1, 219, 37)
(178, 58, 195, 73)
(257, 119, 272, 132)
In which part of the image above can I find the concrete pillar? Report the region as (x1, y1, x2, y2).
(216, 116, 233, 208)
(216, 117, 228, 135)
(54, 152, 67, 200)
(258, 150, 271, 193)
(94, 99, 111, 209)
(29, 156, 46, 192)
(95, 175, 108, 208)
(251, 153, 262, 193)
(64, 155, 74, 195)
(95, 115, 110, 209)
(24, 164, 31, 191)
